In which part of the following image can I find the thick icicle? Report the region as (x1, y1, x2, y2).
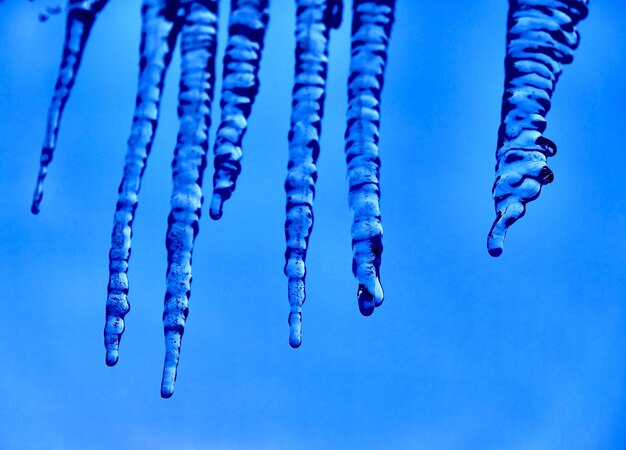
(345, 0, 394, 316)
(284, 0, 342, 349)
(487, 0, 588, 256)
(104, 0, 183, 368)
(31, 0, 109, 214)
(209, 0, 270, 220)
(161, 0, 218, 398)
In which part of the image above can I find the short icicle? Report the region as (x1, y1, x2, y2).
(161, 0, 218, 398)
(487, 0, 588, 256)
(31, 0, 109, 214)
(284, 0, 342, 348)
(105, 0, 183, 368)
(345, 0, 395, 316)
(209, 0, 270, 220)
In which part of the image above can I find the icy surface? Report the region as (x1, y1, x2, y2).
(487, 0, 588, 256)
(345, 0, 394, 316)
(31, 0, 109, 214)
(209, 0, 269, 220)
(284, 0, 342, 348)
(161, 0, 218, 398)
(105, 0, 182, 367)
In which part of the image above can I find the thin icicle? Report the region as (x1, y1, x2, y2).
(487, 0, 588, 256)
(31, 0, 108, 214)
(284, 0, 342, 349)
(209, 0, 270, 220)
(345, 0, 394, 316)
(161, 0, 218, 398)
(104, 0, 183, 367)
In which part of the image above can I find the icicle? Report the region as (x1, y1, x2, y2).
(209, 0, 270, 220)
(161, 0, 218, 398)
(31, 0, 108, 214)
(104, 0, 183, 368)
(487, 0, 588, 256)
(284, 0, 342, 349)
(345, 0, 394, 316)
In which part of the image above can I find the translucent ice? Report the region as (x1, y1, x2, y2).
(31, 0, 109, 214)
(487, 0, 588, 256)
(105, 0, 183, 367)
(284, 0, 342, 348)
(161, 0, 218, 398)
(209, 0, 269, 220)
(345, 0, 394, 315)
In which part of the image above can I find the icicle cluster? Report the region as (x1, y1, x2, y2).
(345, 0, 394, 315)
(33, 0, 401, 395)
(284, 0, 342, 348)
(31, 0, 109, 214)
(209, 0, 269, 220)
(487, 0, 588, 256)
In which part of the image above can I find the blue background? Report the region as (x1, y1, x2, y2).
(1, 1, 626, 448)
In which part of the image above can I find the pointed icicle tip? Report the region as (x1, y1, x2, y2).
(32, 0, 109, 213)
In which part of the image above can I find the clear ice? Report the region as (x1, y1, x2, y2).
(345, 0, 394, 315)
(161, 0, 219, 398)
(284, 0, 342, 348)
(209, 0, 269, 220)
(487, 0, 588, 256)
(32, 0, 400, 395)
(31, 0, 109, 214)
(105, 0, 182, 368)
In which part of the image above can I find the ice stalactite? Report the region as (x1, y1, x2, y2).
(284, 0, 342, 349)
(487, 0, 588, 256)
(209, 0, 269, 220)
(345, 0, 394, 316)
(31, 0, 109, 214)
(161, 0, 218, 398)
(105, 0, 182, 367)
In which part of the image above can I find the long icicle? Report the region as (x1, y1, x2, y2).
(209, 0, 270, 220)
(161, 0, 218, 398)
(345, 0, 394, 316)
(284, 0, 342, 349)
(104, 0, 183, 367)
(487, 0, 588, 256)
(31, 0, 109, 214)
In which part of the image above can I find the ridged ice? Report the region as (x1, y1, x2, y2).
(31, 0, 109, 214)
(105, 0, 182, 368)
(345, 0, 394, 316)
(284, 0, 342, 349)
(487, 0, 588, 256)
(161, 0, 218, 398)
(209, 0, 269, 220)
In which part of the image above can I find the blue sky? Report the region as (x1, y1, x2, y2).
(1, 1, 626, 448)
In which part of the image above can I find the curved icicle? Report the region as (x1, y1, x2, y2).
(104, 0, 183, 368)
(487, 0, 588, 256)
(209, 0, 270, 220)
(284, 0, 342, 349)
(31, 0, 109, 215)
(161, 0, 218, 399)
(345, 0, 394, 316)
